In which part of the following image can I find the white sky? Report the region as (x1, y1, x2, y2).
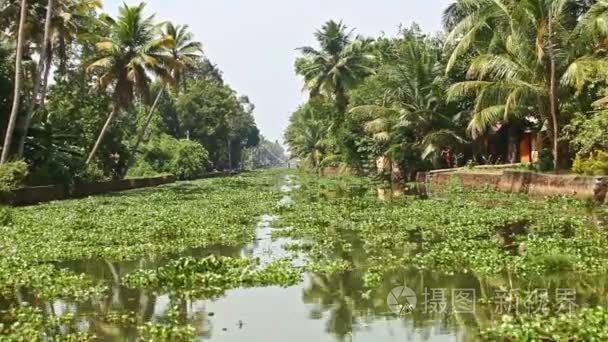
(104, 0, 454, 143)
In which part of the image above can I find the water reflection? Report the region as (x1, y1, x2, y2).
(377, 182, 429, 201)
(3, 175, 607, 341)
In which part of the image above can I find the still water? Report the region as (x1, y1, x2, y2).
(3, 175, 607, 341)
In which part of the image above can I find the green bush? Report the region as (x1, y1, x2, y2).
(127, 161, 159, 178)
(572, 151, 608, 176)
(566, 110, 608, 155)
(78, 164, 107, 183)
(129, 135, 209, 180)
(0, 161, 29, 193)
(171, 139, 209, 180)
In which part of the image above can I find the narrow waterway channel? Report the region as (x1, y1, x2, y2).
(3, 171, 608, 341)
(16, 174, 467, 341)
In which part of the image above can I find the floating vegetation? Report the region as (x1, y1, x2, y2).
(0, 305, 94, 341)
(0, 172, 281, 263)
(1, 170, 607, 340)
(278, 173, 608, 279)
(123, 255, 302, 299)
(482, 307, 608, 340)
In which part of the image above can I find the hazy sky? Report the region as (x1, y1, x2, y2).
(104, 0, 454, 143)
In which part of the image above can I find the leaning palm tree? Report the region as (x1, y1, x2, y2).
(85, 2, 172, 165)
(295, 20, 375, 122)
(128, 23, 203, 160)
(1, 0, 28, 164)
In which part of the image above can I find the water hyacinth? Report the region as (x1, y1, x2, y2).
(123, 255, 302, 299)
(0, 169, 607, 340)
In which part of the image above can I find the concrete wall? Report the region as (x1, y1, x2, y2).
(71, 175, 177, 198)
(430, 172, 502, 190)
(0, 171, 243, 206)
(426, 170, 608, 203)
(1, 175, 177, 206)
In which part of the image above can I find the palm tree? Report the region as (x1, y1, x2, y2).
(295, 20, 374, 122)
(85, 2, 172, 165)
(16, 0, 102, 157)
(285, 103, 333, 170)
(129, 23, 203, 160)
(165, 23, 203, 92)
(17, 0, 53, 159)
(444, 0, 604, 169)
(1, 0, 28, 164)
(351, 30, 466, 169)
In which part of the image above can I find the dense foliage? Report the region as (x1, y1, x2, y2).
(0, 1, 261, 188)
(287, 2, 608, 176)
(0, 160, 28, 193)
(128, 135, 210, 180)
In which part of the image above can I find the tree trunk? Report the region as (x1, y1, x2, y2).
(334, 86, 348, 126)
(39, 48, 53, 108)
(507, 123, 519, 164)
(122, 85, 165, 174)
(227, 138, 232, 170)
(131, 86, 164, 156)
(1, 0, 28, 164)
(547, 15, 561, 171)
(16, 0, 54, 158)
(86, 108, 118, 165)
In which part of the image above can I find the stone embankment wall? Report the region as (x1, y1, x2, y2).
(1, 171, 238, 206)
(426, 170, 608, 204)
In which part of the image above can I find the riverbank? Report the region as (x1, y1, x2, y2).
(423, 169, 608, 204)
(0, 171, 240, 206)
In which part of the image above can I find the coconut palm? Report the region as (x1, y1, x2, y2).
(295, 20, 375, 121)
(1, 0, 28, 164)
(16, 0, 102, 157)
(286, 118, 331, 170)
(128, 23, 203, 161)
(85, 2, 172, 165)
(164, 23, 203, 91)
(351, 31, 466, 168)
(445, 0, 607, 169)
(284, 102, 334, 170)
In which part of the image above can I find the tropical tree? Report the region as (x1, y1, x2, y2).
(20, 0, 54, 159)
(129, 23, 203, 161)
(444, 0, 608, 169)
(350, 27, 466, 171)
(285, 100, 335, 169)
(1, 0, 28, 164)
(85, 2, 172, 165)
(0, 0, 103, 158)
(173, 78, 258, 167)
(295, 20, 375, 123)
(164, 23, 203, 92)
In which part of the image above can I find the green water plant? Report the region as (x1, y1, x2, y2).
(482, 307, 608, 340)
(123, 255, 302, 299)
